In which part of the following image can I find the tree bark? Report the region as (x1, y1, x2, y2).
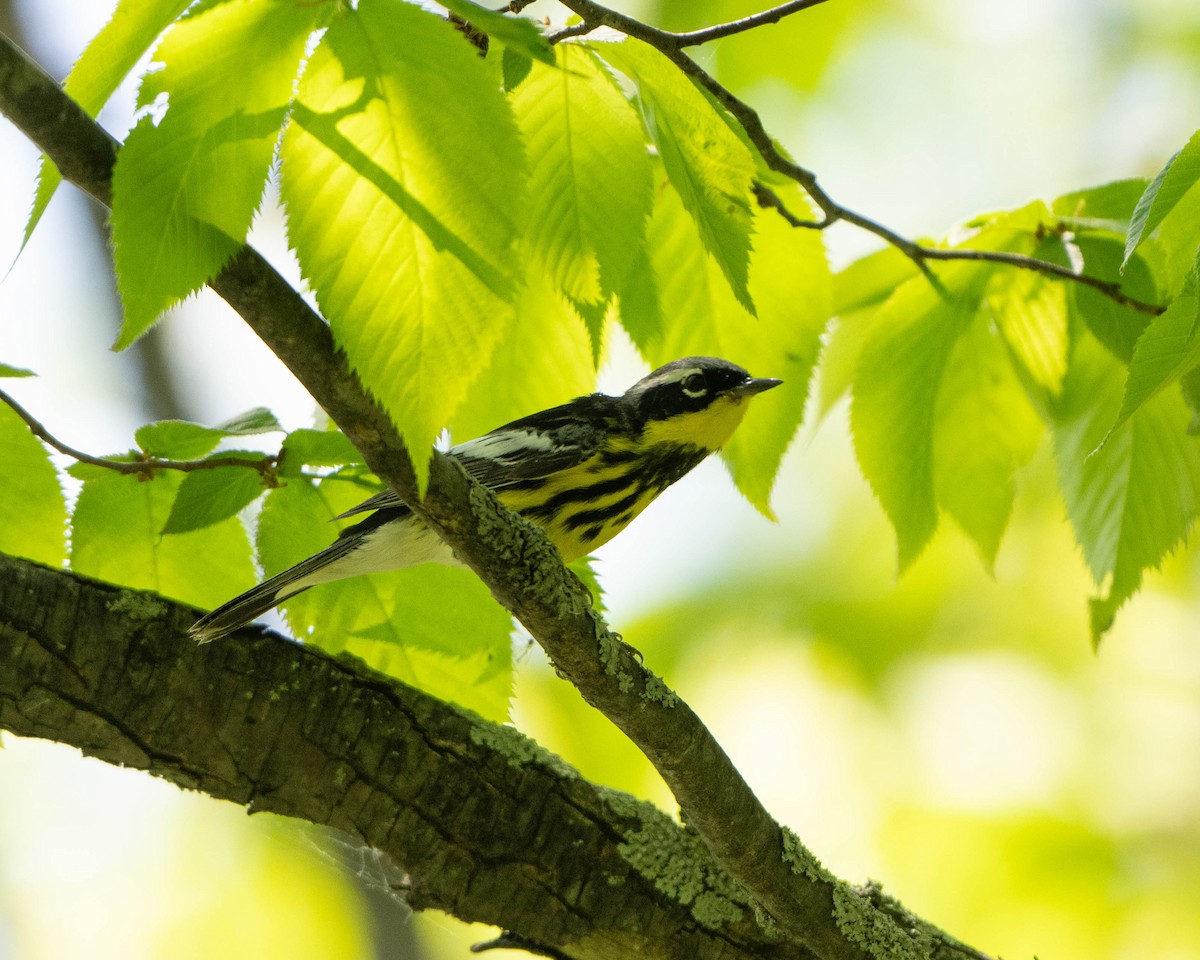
(0, 552, 815, 960)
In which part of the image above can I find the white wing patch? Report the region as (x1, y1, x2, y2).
(452, 429, 557, 460)
(285, 517, 460, 594)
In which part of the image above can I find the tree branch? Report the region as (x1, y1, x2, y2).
(0, 553, 809, 960)
(0, 31, 992, 960)
(554, 0, 1165, 317)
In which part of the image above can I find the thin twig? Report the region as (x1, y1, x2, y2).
(672, 0, 834, 47)
(547, 20, 596, 44)
(0, 387, 280, 480)
(557, 0, 1167, 316)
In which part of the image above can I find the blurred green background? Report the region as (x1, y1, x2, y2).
(2, 0, 1199, 957)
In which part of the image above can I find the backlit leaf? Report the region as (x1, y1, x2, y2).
(111, 0, 326, 343)
(1125, 128, 1200, 266)
(1053, 332, 1200, 643)
(0, 404, 67, 566)
(511, 44, 653, 306)
(71, 470, 255, 608)
(280, 0, 525, 491)
(635, 183, 830, 515)
(599, 39, 757, 313)
(24, 0, 192, 248)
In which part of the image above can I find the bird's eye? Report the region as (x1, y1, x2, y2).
(681, 373, 707, 398)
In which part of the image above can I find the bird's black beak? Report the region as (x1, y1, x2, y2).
(730, 377, 783, 397)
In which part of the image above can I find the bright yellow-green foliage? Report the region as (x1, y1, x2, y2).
(11, 0, 1200, 681)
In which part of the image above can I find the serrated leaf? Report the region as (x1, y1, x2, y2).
(1125, 129, 1200, 267)
(280, 429, 363, 473)
(0, 404, 67, 566)
(111, 0, 326, 344)
(70, 470, 255, 607)
(0, 364, 35, 378)
(817, 310, 873, 416)
(135, 409, 280, 459)
(1052, 178, 1148, 225)
(636, 183, 830, 515)
(500, 46, 534, 91)
(259, 476, 512, 720)
(216, 407, 282, 435)
(598, 39, 757, 313)
(617, 241, 663, 353)
(24, 0, 192, 249)
(450, 271, 594, 443)
(932, 312, 1043, 566)
(568, 556, 606, 617)
(833, 246, 921, 316)
(1101, 262, 1200, 440)
(986, 235, 1070, 401)
(1053, 332, 1200, 643)
(281, 0, 525, 492)
(438, 0, 553, 65)
(851, 268, 984, 569)
(160, 460, 267, 535)
(136, 421, 224, 459)
(1069, 235, 1159, 362)
(511, 44, 653, 306)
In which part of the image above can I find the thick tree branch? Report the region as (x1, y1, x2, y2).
(0, 31, 992, 960)
(0, 553, 811, 960)
(553, 0, 1165, 316)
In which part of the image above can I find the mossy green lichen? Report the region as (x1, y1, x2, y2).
(780, 825, 830, 884)
(832, 885, 933, 960)
(607, 790, 746, 931)
(106, 590, 168, 622)
(468, 718, 576, 776)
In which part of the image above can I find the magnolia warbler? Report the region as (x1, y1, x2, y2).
(190, 356, 781, 641)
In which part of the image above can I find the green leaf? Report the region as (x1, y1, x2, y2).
(985, 235, 1071, 402)
(635, 183, 830, 515)
(511, 44, 653, 306)
(1101, 261, 1200, 439)
(0, 364, 35, 378)
(215, 407, 282, 435)
(1125, 129, 1200, 266)
(70, 470, 256, 608)
(438, 0, 553, 65)
(568, 556, 606, 617)
(0, 404, 67, 566)
(280, 429, 363, 474)
(851, 267, 985, 569)
(24, 0, 192, 249)
(258, 477, 512, 720)
(1053, 332, 1200, 643)
(281, 0, 526, 491)
(136, 408, 281, 459)
(833, 246, 921, 316)
(160, 460, 267, 535)
(599, 39, 757, 313)
(450, 271, 594, 443)
(617, 241, 663, 353)
(1182, 365, 1200, 433)
(111, 0, 327, 344)
(1069, 235, 1159, 362)
(1052, 178, 1148, 226)
(500, 47, 534, 92)
(932, 312, 1043, 566)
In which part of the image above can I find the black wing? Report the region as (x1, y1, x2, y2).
(335, 394, 619, 519)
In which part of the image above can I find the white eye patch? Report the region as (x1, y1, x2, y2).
(680, 371, 707, 397)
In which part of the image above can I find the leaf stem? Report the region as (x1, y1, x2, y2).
(556, 0, 1167, 316)
(0, 387, 279, 479)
